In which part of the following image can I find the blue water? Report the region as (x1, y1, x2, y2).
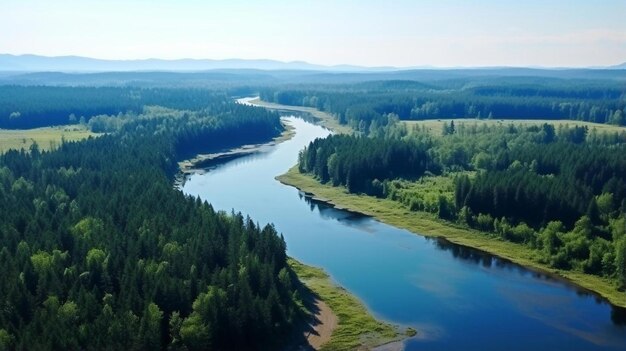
(181, 117, 626, 350)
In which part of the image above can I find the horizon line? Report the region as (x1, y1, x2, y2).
(2, 53, 625, 71)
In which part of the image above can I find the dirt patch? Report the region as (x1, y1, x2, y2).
(305, 298, 338, 350)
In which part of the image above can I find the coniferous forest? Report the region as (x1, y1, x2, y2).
(299, 116, 626, 288)
(0, 90, 302, 350)
(4, 1, 626, 349)
(260, 78, 626, 129)
(265, 78, 626, 290)
(1, 69, 626, 349)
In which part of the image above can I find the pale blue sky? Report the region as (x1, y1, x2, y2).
(2, 0, 625, 67)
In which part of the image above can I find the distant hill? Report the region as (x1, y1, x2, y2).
(2, 54, 626, 73)
(0, 54, 395, 72)
(2, 54, 626, 87)
(612, 62, 626, 69)
(1, 68, 626, 88)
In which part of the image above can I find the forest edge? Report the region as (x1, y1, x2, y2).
(176, 109, 408, 349)
(246, 97, 626, 309)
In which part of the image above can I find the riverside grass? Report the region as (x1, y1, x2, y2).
(278, 166, 626, 309)
(289, 259, 405, 350)
(404, 118, 626, 136)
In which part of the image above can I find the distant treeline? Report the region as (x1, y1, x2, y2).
(88, 104, 282, 160)
(0, 95, 302, 350)
(260, 79, 626, 131)
(0, 86, 233, 129)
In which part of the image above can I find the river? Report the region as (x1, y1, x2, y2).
(180, 113, 626, 350)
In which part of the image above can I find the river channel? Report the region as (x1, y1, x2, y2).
(180, 114, 626, 350)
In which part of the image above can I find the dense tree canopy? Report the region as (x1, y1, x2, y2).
(298, 117, 626, 287)
(0, 86, 249, 129)
(299, 134, 439, 195)
(0, 92, 303, 350)
(260, 78, 626, 134)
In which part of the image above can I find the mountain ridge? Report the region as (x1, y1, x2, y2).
(3, 54, 625, 72)
(0, 54, 399, 72)
(612, 62, 626, 69)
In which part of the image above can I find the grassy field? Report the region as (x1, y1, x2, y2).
(289, 259, 408, 350)
(248, 98, 353, 134)
(278, 167, 626, 308)
(405, 118, 626, 135)
(0, 125, 98, 153)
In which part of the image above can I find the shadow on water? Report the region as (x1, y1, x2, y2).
(427, 236, 626, 326)
(300, 191, 367, 222)
(612, 308, 626, 326)
(299, 192, 383, 234)
(183, 114, 626, 350)
(298, 185, 626, 328)
(299, 188, 626, 328)
(273, 109, 321, 125)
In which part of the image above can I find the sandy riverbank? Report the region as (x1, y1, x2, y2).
(305, 299, 338, 349)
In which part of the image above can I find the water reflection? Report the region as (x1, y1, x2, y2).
(302, 192, 366, 221)
(190, 146, 275, 170)
(429, 236, 626, 326)
(301, 188, 626, 328)
(612, 308, 626, 326)
(182, 115, 626, 350)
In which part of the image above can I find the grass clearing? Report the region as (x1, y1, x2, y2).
(289, 259, 405, 350)
(386, 175, 458, 213)
(0, 125, 98, 153)
(405, 118, 626, 135)
(278, 167, 626, 308)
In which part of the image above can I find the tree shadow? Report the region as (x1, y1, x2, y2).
(284, 278, 326, 351)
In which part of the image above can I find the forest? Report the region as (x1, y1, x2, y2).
(0, 90, 305, 350)
(299, 119, 626, 287)
(0, 86, 247, 129)
(260, 78, 626, 132)
(4, 71, 626, 131)
(2, 71, 626, 349)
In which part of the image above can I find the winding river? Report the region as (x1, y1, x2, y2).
(180, 113, 626, 350)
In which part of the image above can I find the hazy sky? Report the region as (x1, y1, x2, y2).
(2, 0, 625, 67)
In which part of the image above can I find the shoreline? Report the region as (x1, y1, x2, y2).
(174, 118, 295, 186)
(249, 97, 626, 309)
(276, 166, 626, 309)
(175, 106, 407, 349)
(247, 98, 353, 135)
(304, 298, 337, 350)
(289, 259, 408, 350)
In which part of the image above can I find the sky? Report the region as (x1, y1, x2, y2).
(2, 0, 626, 67)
